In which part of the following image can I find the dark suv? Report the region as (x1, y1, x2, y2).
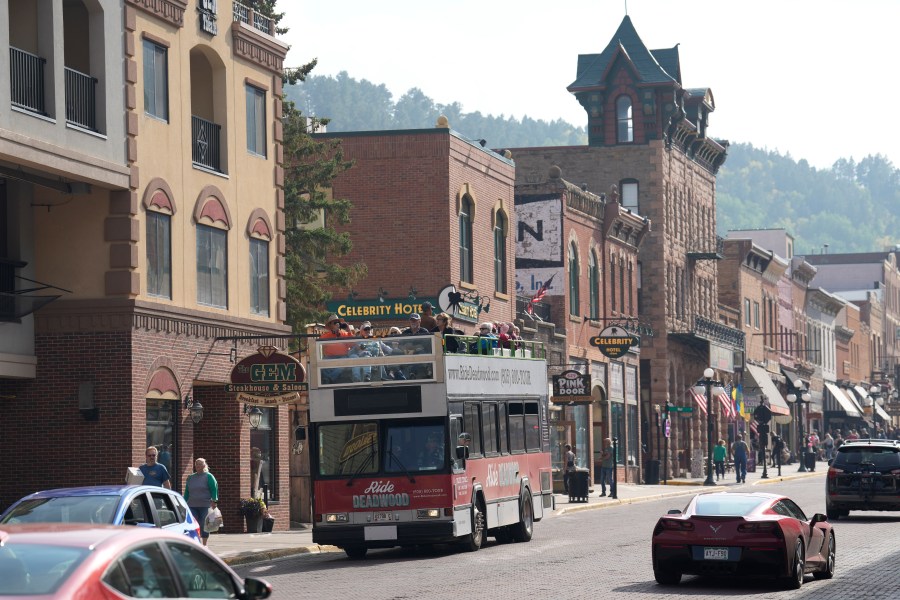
(826, 439, 900, 519)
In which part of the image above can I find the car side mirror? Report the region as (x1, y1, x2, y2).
(455, 446, 469, 460)
(827, 459, 833, 466)
(810, 513, 828, 524)
(244, 577, 272, 599)
(666, 509, 682, 515)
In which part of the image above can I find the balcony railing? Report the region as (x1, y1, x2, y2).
(192, 115, 222, 172)
(10, 47, 46, 115)
(233, 1, 274, 35)
(65, 66, 97, 131)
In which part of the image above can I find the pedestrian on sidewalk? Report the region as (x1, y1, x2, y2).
(599, 438, 614, 497)
(713, 439, 727, 481)
(184, 458, 219, 546)
(731, 434, 749, 483)
(139, 446, 171, 489)
(563, 444, 576, 494)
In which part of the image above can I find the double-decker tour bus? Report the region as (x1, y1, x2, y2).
(308, 332, 553, 559)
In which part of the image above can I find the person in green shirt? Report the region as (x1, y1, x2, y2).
(713, 439, 728, 481)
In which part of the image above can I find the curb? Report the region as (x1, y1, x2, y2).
(222, 544, 341, 566)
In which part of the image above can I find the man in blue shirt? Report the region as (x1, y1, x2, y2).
(140, 446, 172, 488)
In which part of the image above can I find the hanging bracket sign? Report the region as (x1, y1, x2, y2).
(226, 346, 307, 404)
(590, 326, 638, 359)
(552, 370, 592, 403)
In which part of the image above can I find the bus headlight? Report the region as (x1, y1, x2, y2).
(325, 513, 349, 523)
(417, 509, 441, 519)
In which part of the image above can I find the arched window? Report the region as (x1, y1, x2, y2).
(589, 250, 600, 319)
(493, 211, 507, 294)
(459, 196, 473, 283)
(616, 95, 633, 143)
(568, 241, 580, 316)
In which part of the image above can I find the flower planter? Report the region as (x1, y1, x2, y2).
(245, 513, 263, 533)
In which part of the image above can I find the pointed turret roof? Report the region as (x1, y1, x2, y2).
(568, 16, 679, 91)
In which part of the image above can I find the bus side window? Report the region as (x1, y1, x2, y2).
(463, 403, 482, 456)
(498, 403, 508, 454)
(508, 402, 525, 452)
(482, 403, 498, 455)
(524, 402, 540, 451)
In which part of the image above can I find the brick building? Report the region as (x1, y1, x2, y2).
(315, 123, 516, 332)
(510, 15, 742, 480)
(515, 166, 648, 484)
(0, 1, 296, 530)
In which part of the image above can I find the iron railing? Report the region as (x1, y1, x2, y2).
(64, 66, 97, 130)
(233, 1, 274, 35)
(10, 47, 46, 114)
(192, 115, 222, 172)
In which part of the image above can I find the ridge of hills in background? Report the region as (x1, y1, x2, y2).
(286, 73, 899, 257)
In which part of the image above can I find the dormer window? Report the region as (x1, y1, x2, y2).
(616, 95, 633, 143)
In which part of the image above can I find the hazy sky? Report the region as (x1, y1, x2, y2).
(281, 0, 899, 170)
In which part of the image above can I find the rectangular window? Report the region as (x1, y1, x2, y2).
(621, 182, 638, 212)
(249, 238, 269, 316)
(246, 85, 266, 157)
(627, 404, 638, 466)
(753, 301, 760, 329)
(610, 403, 625, 465)
(482, 403, 498, 455)
(508, 402, 525, 452)
(744, 298, 751, 326)
(250, 408, 277, 500)
(524, 402, 540, 451)
(610, 258, 617, 312)
(197, 225, 227, 308)
(146, 211, 171, 299)
(463, 402, 482, 456)
(498, 403, 508, 454)
(143, 40, 168, 121)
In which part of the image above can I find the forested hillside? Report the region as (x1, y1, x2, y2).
(287, 74, 899, 255)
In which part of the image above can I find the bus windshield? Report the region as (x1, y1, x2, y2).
(318, 423, 379, 476)
(385, 421, 446, 472)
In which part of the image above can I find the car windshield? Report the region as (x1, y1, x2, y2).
(834, 446, 900, 469)
(693, 495, 768, 517)
(0, 544, 89, 595)
(1, 495, 120, 525)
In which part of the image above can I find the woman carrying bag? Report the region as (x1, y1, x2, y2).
(184, 457, 220, 546)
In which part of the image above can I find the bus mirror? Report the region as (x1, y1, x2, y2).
(456, 446, 469, 460)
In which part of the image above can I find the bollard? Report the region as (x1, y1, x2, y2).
(611, 437, 619, 499)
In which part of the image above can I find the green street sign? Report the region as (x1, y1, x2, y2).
(667, 406, 694, 413)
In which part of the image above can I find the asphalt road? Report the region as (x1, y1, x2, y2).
(236, 476, 900, 599)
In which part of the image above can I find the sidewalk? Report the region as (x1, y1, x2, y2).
(211, 466, 826, 566)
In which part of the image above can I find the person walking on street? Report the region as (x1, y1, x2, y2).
(823, 433, 835, 461)
(599, 438, 614, 497)
(732, 434, 749, 484)
(563, 444, 576, 494)
(184, 458, 219, 546)
(139, 447, 171, 489)
(713, 439, 727, 481)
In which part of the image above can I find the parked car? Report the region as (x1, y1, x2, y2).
(652, 492, 835, 589)
(0, 485, 201, 541)
(0, 524, 271, 598)
(826, 438, 900, 519)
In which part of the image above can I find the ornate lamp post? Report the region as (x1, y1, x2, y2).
(788, 391, 811, 472)
(695, 368, 724, 486)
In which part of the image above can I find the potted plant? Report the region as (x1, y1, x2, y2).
(239, 497, 266, 533)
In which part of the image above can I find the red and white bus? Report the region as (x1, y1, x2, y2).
(308, 333, 553, 559)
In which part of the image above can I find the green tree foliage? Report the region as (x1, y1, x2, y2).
(285, 72, 588, 147)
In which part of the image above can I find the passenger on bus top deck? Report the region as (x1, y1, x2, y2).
(402, 314, 430, 335)
(419, 302, 437, 331)
(321, 315, 353, 357)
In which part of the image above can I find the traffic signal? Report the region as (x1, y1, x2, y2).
(753, 404, 772, 424)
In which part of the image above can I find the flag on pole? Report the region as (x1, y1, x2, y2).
(526, 274, 555, 315)
(689, 387, 708, 415)
(749, 419, 759, 436)
(716, 391, 734, 420)
(732, 383, 745, 417)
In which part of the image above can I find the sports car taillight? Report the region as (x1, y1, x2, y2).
(737, 522, 777, 533)
(659, 518, 694, 531)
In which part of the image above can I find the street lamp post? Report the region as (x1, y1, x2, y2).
(695, 368, 724, 487)
(788, 392, 811, 472)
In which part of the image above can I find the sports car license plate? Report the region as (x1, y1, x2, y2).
(373, 512, 392, 522)
(703, 547, 728, 560)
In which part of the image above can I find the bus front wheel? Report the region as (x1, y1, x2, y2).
(458, 498, 485, 552)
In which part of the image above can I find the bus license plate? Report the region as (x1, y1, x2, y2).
(704, 547, 728, 560)
(373, 512, 392, 522)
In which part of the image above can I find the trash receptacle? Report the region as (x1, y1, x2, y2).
(569, 468, 589, 502)
(645, 459, 660, 485)
(804, 451, 816, 471)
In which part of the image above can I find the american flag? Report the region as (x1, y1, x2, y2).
(689, 387, 708, 415)
(717, 391, 735, 420)
(526, 274, 555, 314)
(749, 419, 759, 436)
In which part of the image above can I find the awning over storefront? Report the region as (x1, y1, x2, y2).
(745, 364, 791, 416)
(807, 389, 823, 416)
(824, 382, 861, 418)
(780, 367, 807, 391)
(875, 403, 891, 422)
